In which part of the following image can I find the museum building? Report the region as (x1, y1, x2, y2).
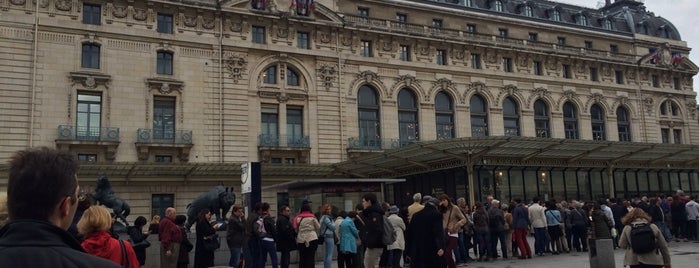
(1, 0, 698, 218)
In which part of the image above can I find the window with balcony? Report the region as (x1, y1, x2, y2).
(398, 89, 419, 146)
(435, 91, 454, 140)
(471, 53, 481, 69)
(503, 97, 520, 136)
(157, 13, 173, 34)
(82, 3, 101, 25)
(357, 85, 381, 148)
(470, 94, 488, 136)
(81, 43, 100, 69)
(297, 31, 309, 49)
(400, 45, 411, 61)
(252, 26, 266, 44)
(287, 106, 304, 147)
(503, 57, 513, 72)
(156, 50, 173, 75)
(436, 49, 446, 65)
(591, 104, 606, 141)
(261, 105, 279, 146)
(77, 92, 102, 140)
(533, 61, 542, 75)
(617, 107, 631, 142)
(563, 102, 579, 139)
(360, 40, 373, 57)
(534, 100, 550, 138)
(153, 97, 175, 140)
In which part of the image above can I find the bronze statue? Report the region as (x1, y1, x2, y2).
(185, 185, 236, 231)
(93, 175, 131, 226)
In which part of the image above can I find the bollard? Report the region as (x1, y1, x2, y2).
(588, 238, 615, 268)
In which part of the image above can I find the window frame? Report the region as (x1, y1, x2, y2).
(563, 102, 579, 139)
(590, 104, 606, 141)
(534, 100, 550, 138)
(360, 40, 373, 57)
(156, 50, 174, 75)
(297, 31, 309, 49)
(153, 97, 176, 141)
(435, 91, 454, 140)
(82, 3, 101, 25)
(81, 43, 101, 69)
(502, 97, 520, 137)
(76, 92, 102, 140)
(252, 26, 266, 44)
(157, 13, 174, 34)
(399, 45, 411, 61)
(397, 89, 420, 146)
(436, 49, 447, 65)
(617, 107, 632, 142)
(470, 94, 488, 137)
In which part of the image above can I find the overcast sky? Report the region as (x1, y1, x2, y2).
(555, 0, 699, 99)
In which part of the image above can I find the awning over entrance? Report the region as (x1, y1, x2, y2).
(331, 137, 699, 178)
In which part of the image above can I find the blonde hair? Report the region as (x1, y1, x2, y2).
(77, 206, 112, 235)
(151, 214, 160, 224)
(0, 192, 8, 226)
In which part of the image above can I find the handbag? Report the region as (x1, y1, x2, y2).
(203, 233, 220, 251)
(118, 240, 132, 268)
(128, 238, 151, 249)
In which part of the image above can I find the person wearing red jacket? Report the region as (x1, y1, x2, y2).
(78, 205, 140, 267)
(160, 207, 183, 268)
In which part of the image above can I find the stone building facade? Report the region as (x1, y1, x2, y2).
(0, 0, 698, 218)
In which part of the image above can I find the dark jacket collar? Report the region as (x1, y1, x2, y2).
(0, 219, 86, 252)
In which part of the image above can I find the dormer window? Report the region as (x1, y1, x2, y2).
(551, 10, 561, 22)
(523, 6, 533, 17)
(577, 14, 589, 26)
(602, 19, 613, 30)
(493, 0, 503, 12)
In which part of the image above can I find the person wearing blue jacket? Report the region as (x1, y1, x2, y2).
(512, 198, 532, 259)
(338, 212, 360, 268)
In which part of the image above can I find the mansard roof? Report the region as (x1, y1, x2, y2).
(412, 0, 681, 41)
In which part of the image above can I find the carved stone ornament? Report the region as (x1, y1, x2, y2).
(84, 76, 96, 89)
(643, 97, 654, 115)
(69, 72, 112, 89)
(10, 0, 26, 6)
(160, 83, 171, 94)
(433, 78, 453, 91)
(398, 74, 417, 88)
(55, 0, 72, 11)
(469, 81, 487, 93)
(686, 99, 697, 119)
(318, 64, 337, 90)
(358, 70, 378, 84)
(225, 55, 248, 83)
(146, 78, 184, 94)
(113, 5, 128, 19)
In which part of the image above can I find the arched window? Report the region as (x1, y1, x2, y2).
(470, 95, 488, 137)
(435, 91, 454, 140)
(358, 86, 381, 148)
(286, 67, 299, 86)
(551, 10, 561, 21)
(602, 19, 613, 30)
(398, 89, 419, 146)
(660, 100, 681, 116)
(263, 66, 277, 84)
(563, 102, 579, 139)
(534, 100, 550, 138)
(503, 97, 520, 136)
(578, 15, 589, 26)
(590, 104, 606, 141)
(617, 107, 631, 142)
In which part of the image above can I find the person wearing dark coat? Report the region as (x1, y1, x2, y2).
(227, 205, 246, 268)
(127, 216, 151, 266)
(0, 147, 120, 268)
(194, 209, 220, 268)
(590, 203, 612, 240)
(175, 215, 193, 268)
(407, 197, 445, 268)
(276, 206, 296, 268)
(359, 193, 385, 268)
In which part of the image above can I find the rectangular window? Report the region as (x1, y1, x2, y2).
(81, 43, 100, 69)
(528, 32, 538, 42)
(297, 31, 309, 49)
(661, 128, 670, 143)
(358, 7, 369, 17)
(432, 19, 443, 29)
(360, 40, 372, 57)
(557, 37, 566, 46)
(590, 67, 598, 81)
(471, 53, 481, 69)
(263, 66, 276, 84)
(503, 57, 512, 72)
(610, 44, 618, 54)
(562, 64, 571, 78)
(261, 105, 279, 146)
(156, 51, 173, 75)
(82, 3, 101, 25)
(652, 75, 659, 88)
(584, 41, 593, 49)
(615, 70, 624, 84)
(533, 61, 542, 75)
(76, 92, 102, 140)
(287, 106, 304, 147)
(157, 13, 173, 34)
(466, 24, 476, 34)
(673, 77, 682, 90)
(151, 194, 174, 222)
(155, 155, 173, 163)
(396, 13, 407, 24)
(673, 129, 681, 144)
(399, 45, 410, 61)
(270, 158, 282, 163)
(436, 49, 446, 65)
(498, 28, 508, 39)
(153, 97, 176, 141)
(78, 154, 97, 162)
(252, 26, 266, 44)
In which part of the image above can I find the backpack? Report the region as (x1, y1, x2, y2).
(630, 223, 657, 254)
(254, 216, 267, 237)
(381, 216, 396, 245)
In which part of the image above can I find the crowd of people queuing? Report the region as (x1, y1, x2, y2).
(0, 148, 696, 268)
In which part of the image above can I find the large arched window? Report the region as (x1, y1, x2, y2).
(590, 104, 606, 141)
(286, 67, 300, 86)
(503, 97, 520, 136)
(398, 89, 419, 146)
(435, 91, 454, 140)
(617, 107, 632, 142)
(534, 100, 550, 138)
(563, 102, 579, 139)
(263, 66, 277, 84)
(358, 85, 381, 148)
(470, 94, 488, 137)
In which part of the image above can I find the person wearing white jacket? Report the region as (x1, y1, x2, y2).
(528, 197, 548, 256)
(386, 206, 406, 268)
(686, 196, 699, 240)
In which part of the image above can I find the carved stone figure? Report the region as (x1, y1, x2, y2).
(185, 185, 236, 230)
(93, 176, 131, 225)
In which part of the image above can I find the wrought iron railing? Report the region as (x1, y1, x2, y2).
(137, 128, 193, 144)
(56, 125, 119, 142)
(347, 137, 421, 150)
(258, 134, 310, 148)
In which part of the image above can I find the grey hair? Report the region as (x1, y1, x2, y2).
(413, 193, 422, 202)
(456, 197, 466, 204)
(491, 199, 500, 206)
